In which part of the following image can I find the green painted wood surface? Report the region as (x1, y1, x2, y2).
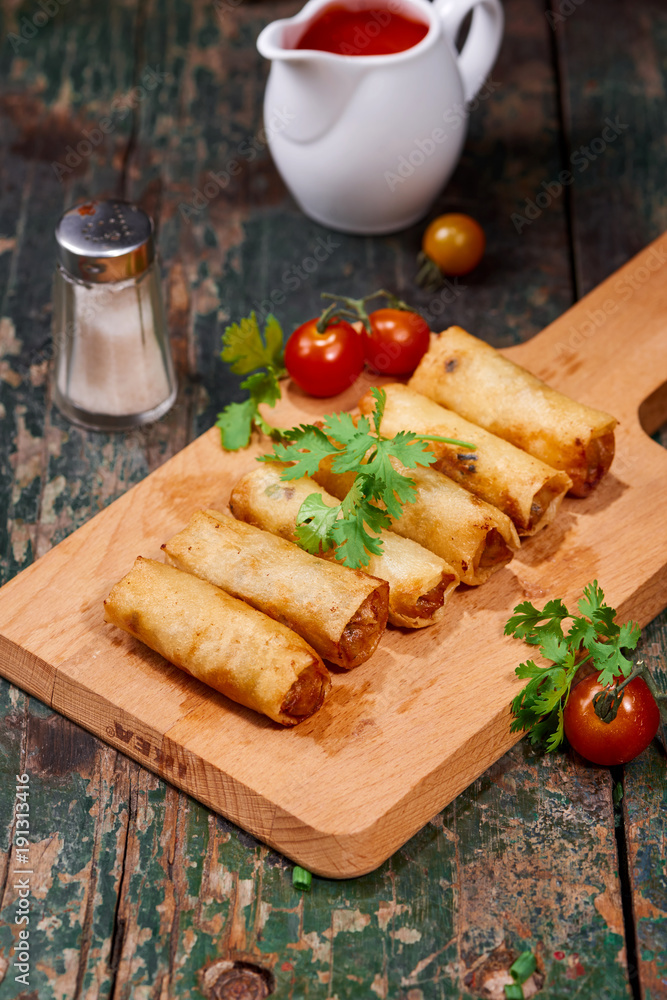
(0, 0, 665, 996)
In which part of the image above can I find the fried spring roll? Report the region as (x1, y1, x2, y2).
(104, 557, 330, 726)
(408, 326, 617, 497)
(229, 464, 459, 628)
(359, 384, 573, 535)
(313, 458, 520, 586)
(162, 509, 389, 669)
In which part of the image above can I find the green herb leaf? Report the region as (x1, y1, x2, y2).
(217, 313, 287, 450)
(331, 487, 387, 567)
(215, 399, 257, 451)
(256, 386, 474, 569)
(221, 312, 285, 375)
(507, 582, 642, 751)
(369, 386, 386, 435)
(331, 516, 381, 567)
(618, 620, 642, 651)
(589, 637, 634, 687)
(504, 598, 569, 643)
(577, 579, 605, 623)
(261, 426, 337, 479)
(244, 369, 282, 409)
(263, 314, 285, 370)
(294, 493, 340, 555)
(216, 371, 283, 451)
(537, 631, 569, 666)
(324, 414, 375, 472)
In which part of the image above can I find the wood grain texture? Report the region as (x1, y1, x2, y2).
(1, 233, 665, 878)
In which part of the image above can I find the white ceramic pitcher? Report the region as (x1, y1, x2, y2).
(257, 0, 504, 234)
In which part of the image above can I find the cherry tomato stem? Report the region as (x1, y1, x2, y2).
(563, 671, 660, 766)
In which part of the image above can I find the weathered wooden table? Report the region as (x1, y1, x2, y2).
(0, 0, 666, 997)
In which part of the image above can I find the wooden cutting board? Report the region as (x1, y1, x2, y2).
(1, 235, 666, 878)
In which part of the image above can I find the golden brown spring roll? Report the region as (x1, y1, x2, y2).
(313, 457, 519, 586)
(162, 509, 388, 669)
(230, 464, 459, 627)
(359, 384, 572, 535)
(104, 557, 330, 726)
(408, 326, 617, 497)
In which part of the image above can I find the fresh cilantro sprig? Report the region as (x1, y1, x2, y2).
(295, 480, 389, 567)
(259, 387, 473, 568)
(506, 581, 641, 751)
(215, 313, 286, 450)
(221, 312, 284, 375)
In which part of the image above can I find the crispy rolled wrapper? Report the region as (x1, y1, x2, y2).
(103, 557, 330, 726)
(408, 326, 617, 497)
(359, 384, 573, 536)
(312, 457, 519, 586)
(163, 509, 389, 669)
(229, 464, 459, 628)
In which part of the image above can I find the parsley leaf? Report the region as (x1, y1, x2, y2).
(295, 494, 339, 555)
(215, 398, 257, 451)
(217, 313, 286, 450)
(506, 581, 641, 751)
(259, 426, 336, 479)
(504, 598, 568, 643)
(258, 387, 473, 568)
(331, 510, 384, 567)
(221, 312, 285, 375)
(294, 487, 386, 568)
(368, 386, 386, 433)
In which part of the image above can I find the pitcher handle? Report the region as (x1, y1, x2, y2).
(435, 0, 504, 104)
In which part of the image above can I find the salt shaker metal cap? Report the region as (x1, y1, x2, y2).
(52, 198, 177, 433)
(55, 199, 155, 283)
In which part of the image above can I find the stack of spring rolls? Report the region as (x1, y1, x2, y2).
(104, 325, 617, 727)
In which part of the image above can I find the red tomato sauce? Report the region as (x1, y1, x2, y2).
(295, 5, 429, 56)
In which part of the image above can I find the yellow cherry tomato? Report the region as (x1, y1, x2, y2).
(422, 213, 486, 276)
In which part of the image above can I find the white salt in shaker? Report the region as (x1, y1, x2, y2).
(53, 199, 177, 431)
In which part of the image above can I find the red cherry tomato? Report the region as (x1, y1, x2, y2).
(285, 318, 364, 397)
(563, 673, 660, 766)
(363, 308, 431, 376)
(422, 213, 486, 276)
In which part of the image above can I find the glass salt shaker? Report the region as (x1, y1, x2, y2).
(52, 199, 177, 432)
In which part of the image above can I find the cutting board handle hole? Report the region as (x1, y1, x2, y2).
(638, 380, 667, 439)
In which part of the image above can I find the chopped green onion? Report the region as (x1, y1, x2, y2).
(504, 985, 524, 999)
(292, 866, 312, 891)
(510, 950, 537, 983)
